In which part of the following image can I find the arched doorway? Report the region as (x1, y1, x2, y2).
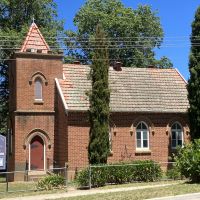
(29, 135, 45, 171)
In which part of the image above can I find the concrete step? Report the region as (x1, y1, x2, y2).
(27, 170, 47, 182)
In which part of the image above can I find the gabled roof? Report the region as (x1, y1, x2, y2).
(20, 23, 50, 53)
(57, 64, 189, 113)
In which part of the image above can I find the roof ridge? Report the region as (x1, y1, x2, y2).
(63, 64, 176, 71)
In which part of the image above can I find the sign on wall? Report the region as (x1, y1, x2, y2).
(0, 135, 6, 170)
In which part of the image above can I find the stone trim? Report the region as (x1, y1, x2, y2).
(29, 71, 48, 86)
(14, 110, 55, 114)
(23, 128, 51, 150)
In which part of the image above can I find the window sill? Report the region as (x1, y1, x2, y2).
(135, 149, 151, 155)
(34, 100, 44, 105)
(171, 146, 183, 151)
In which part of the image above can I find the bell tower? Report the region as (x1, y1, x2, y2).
(9, 23, 63, 180)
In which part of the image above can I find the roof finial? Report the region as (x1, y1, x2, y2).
(32, 16, 35, 24)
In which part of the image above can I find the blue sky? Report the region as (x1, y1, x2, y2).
(54, 0, 200, 80)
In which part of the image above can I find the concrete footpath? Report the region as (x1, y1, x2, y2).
(148, 192, 200, 200)
(3, 183, 199, 200)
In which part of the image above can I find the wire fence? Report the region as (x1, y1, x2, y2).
(0, 161, 183, 194)
(85, 162, 181, 189)
(0, 166, 68, 194)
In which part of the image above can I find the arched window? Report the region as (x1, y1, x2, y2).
(34, 78, 43, 100)
(136, 122, 149, 149)
(171, 122, 183, 149)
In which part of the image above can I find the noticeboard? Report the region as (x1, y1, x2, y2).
(0, 135, 6, 170)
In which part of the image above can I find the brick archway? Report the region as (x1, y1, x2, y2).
(24, 130, 50, 171)
(23, 129, 51, 150)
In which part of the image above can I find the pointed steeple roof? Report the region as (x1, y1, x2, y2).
(20, 23, 50, 53)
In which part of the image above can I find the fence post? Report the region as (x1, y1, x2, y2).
(154, 162, 156, 181)
(64, 162, 68, 189)
(89, 164, 92, 189)
(6, 172, 8, 192)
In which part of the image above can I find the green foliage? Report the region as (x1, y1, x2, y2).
(65, 0, 172, 68)
(88, 24, 110, 164)
(175, 139, 200, 182)
(166, 167, 182, 180)
(188, 6, 200, 139)
(75, 168, 90, 187)
(37, 174, 65, 190)
(0, 0, 63, 133)
(75, 160, 162, 187)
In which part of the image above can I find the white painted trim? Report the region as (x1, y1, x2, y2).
(44, 143, 46, 171)
(135, 121, 150, 150)
(175, 68, 188, 84)
(28, 143, 31, 171)
(55, 78, 68, 114)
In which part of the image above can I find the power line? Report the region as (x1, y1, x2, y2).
(0, 39, 199, 47)
(0, 58, 164, 61)
(2, 55, 200, 62)
(0, 40, 189, 44)
(0, 35, 196, 38)
(0, 35, 199, 40)
(0, 37, 196, 42)
(0, 45, 198, 50)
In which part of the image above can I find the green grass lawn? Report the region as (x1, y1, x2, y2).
(0, 180, 200, 200)
(0, 180, 176, 199)
(57, 182, 200, 200)
(0, 181, 67, 199)
(100, 180, 182, 190)
(0, 176, 6, 182)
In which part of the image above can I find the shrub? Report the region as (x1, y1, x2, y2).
(166, 168, 182, 180)
(175, 139, 200, 182)
(75, 160, 162, 187)
(75, 168, 89, 187)
(37, 174, 65, 190)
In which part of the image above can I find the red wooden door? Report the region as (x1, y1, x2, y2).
(30, 136, 44, 170)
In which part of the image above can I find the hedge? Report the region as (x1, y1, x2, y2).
(75, 160, 162, 187)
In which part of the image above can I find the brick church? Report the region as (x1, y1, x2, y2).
(8, 23, 190, 180)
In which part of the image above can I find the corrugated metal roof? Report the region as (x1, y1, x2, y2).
(58, 64, 189, 113)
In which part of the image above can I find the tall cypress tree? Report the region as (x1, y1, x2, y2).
(188, 6, 200, 139)
(88, 24, 110, 164)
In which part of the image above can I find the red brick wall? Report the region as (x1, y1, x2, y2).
(9, 52, 63, 179)
(14, 114, 55, 168)
(9, 60, 17, 112)
(67, 112, 189, 174)
(54, 90, 68, 167)
(12, 53, 63, 111)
